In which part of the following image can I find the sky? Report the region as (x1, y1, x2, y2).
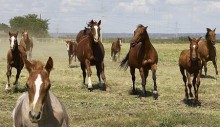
(0, 0, 220, 33)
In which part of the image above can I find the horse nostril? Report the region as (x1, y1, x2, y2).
(36, 112, 41, 120)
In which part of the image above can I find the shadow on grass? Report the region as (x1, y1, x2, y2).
(13, 86, 27, 93)
(200, 74, 216, 79)
(183, 98, 201, 107)
(129, 88, 159, 99)
(69, 65, 79, 68)
(81, 83, 106, 91)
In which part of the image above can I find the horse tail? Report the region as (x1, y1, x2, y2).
(120, 51, 129, 70)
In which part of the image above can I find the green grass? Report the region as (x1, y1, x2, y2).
(0, 38, 220, 127)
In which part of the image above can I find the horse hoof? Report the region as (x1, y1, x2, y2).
(88, 88, 93, 92)
(153, 91, 158, 100)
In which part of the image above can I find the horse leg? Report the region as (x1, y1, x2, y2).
(85, 59, 92, 91)
(130, 67, 136, 94)
(80, 63, 86, 86)
(139, 67, 147, 96)
(118, 51, 121, 61)
(180, 66, 188, 99)
(5, 64, 12, 92)
(111, 50, 113, 61)
(212, 59, 218, 76)
(203, 62, 207, 77)
(100, 62, 108, 91)
(96, 64, 101, 87)
(14, 68, 21, 91)
(151, 64, 158, 98)
(186, 72, 193, 98)
(193, 72, 200, 101)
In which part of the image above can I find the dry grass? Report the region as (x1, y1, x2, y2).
(0, 38, 220, 127)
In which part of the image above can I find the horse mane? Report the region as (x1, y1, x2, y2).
(205, 30, 209, 40)
(137, 24, 144, 28)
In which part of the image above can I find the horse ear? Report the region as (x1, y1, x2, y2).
(45, 57, 53, 74)
(98, 20, 101, 26)
(23, 57, 33, 73)
(207, 28, 211, 32)
(214, 28, 216, 32)
(197, 37, 202, 43)
(188, 36, 192, 42)
(145, 26, 148, 30)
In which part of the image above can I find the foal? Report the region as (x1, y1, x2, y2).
(65, 40, 77, 66)
(6, 32, 27, 92)
(111, 38, 122, 61)
(12, 57, 69, 127)
(20, 29, 33, 60)
(179, 37, 202, 101)
(198, 28, 218, 77)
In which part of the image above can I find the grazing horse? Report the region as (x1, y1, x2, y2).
(20, 29, 33, 60)
(65, 40, 77, 66)
(5, 32, 27, 92)
(12, 57, 69, 127)
(198, 28, 218, 77)
(76, 20, 108, 91)
(179, 37, 202, 102)
(120, 25, 158, 98)
(111, 38, 122, 61)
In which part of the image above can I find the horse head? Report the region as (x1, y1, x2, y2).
(23, 57, 53, 123)
(9, 31, 18, 50)
(22, 29, 29, 40)
(65, 40, 71, 51)
(118, 38, 122, 46)
(206, 28, 216, 45)
(188, 37, 201, 61)
(131, 24, 148, 47)
(88, 20, 101, 43)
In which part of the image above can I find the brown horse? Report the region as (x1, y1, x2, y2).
(76, 20, 108, 91)
(65, 40, 77, 66)
(120, 25, 158, 98)
(179, 37, 202, 102)
(20, 29, 33, 60)
(12, 57, 69, 127)
(111, 38, 122, 61)
(5, 32, 27, 92)
(198, 28, 218, 77)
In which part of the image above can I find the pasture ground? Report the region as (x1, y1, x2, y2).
(0, 38, 220, 127)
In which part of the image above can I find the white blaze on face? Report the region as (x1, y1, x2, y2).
(193, 45, 196, 49)
(119, 40, 122, 45)
(94, 25, 99, 42)
(10, 36, 15, 49)
(33, 74, 43, 108)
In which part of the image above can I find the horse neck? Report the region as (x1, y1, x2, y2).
(142, 34, 152, 50)
(12, 42, 19, 53)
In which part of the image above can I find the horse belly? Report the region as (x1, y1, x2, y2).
(128, 48, 139, 68)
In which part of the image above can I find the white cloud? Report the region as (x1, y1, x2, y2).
(165, 0, 193, 5)
(60, 0, 87, 13)
(118, 0, 157, 14)
(206, 1, 220, 12)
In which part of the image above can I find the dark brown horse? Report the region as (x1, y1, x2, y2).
(20, 29, 33, 60)
(65, 40, 77, 66)
(198, 28, 218, 77)
(120, 25, 158, 98)
(76, 20, 108, 91)
(111, 38, 122, 61)
(179, 37, 202, 102)
(13, 57, 69, 127)
(5, 32, 27, 92)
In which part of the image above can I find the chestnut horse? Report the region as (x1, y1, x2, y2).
(20, 29, 33, 60)
(12, 57, 69, 127)
(76, 20, 108, 91)
(5, 32, 27, 92)
(198, 28, 218, 77)
(120, 25, 158, 98)
(179, 37, 202, 102)
(65, 40, 77, 66)
(76, 27, 91, 43)
(111, 38, 122, 61)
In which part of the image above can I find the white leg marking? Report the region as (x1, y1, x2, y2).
(88, 76, 92, 89)
(33, 74, 42, 108)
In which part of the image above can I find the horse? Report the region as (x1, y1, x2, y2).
(12, 57, 69, 127)
(5, 32, 27, 92)
(65, 40, 77, 66)
(76, 20, 108, 91)
(111, 38, 122, 61)
(120, 25, 158, 99)
(198, 28, 218, 77)
(179, 37, 202, 102)
(20, 29, 33, 60)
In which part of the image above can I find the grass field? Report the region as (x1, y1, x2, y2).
(0, 38, 220, 127)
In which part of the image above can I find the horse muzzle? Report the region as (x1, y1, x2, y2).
(29, 106, 43, 123)
(94, 38, 99, 43)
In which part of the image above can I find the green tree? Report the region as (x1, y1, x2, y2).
(0, 23, 10, 33)
(9, 14, 49, 37)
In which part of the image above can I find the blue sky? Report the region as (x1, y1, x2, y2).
(0, 0, 220, 33)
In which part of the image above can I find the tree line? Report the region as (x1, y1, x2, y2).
(0, 14, 49, 38)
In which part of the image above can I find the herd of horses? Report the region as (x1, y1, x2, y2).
(5, 19, 218, 126)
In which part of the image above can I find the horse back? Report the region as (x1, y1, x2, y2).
(76, 29, 90, 43)
(198, 39, 216, 61)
